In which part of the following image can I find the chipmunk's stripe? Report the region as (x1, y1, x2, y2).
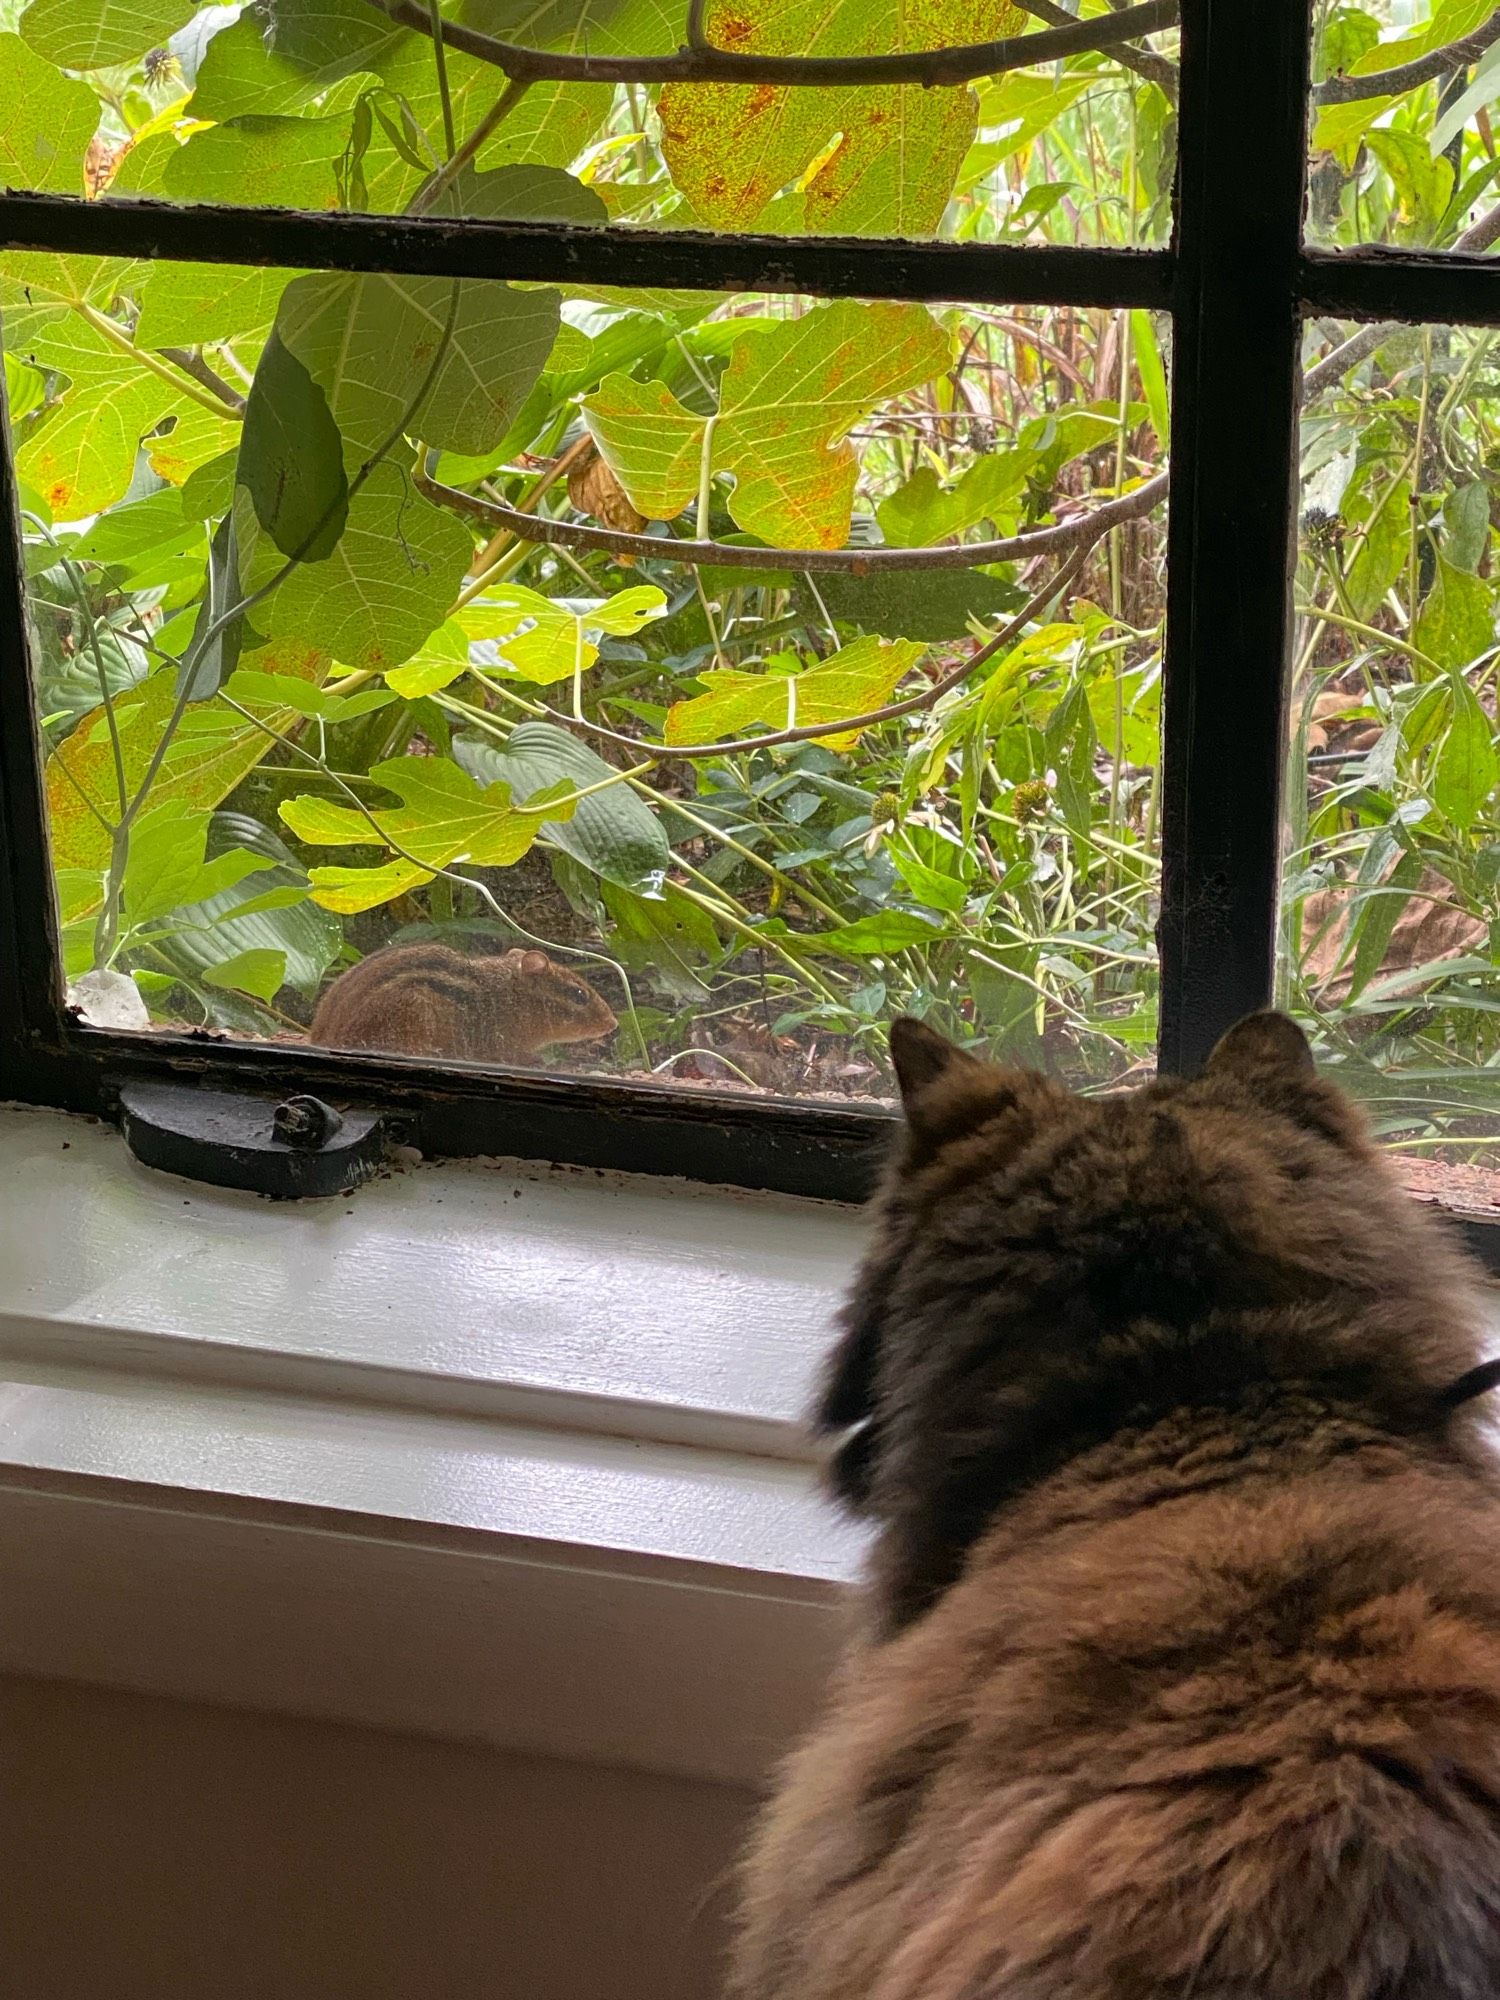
(397, 972, 486, 1008)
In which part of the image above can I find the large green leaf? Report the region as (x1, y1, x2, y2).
(190, 6, 328, 118)
(455, 722, 671, 896)
(658, 0, 1023, 236)
(276, 268, 561, 461)
(279, 751, 579, 911)
(585, 301, 951, 548)
(1344, 477, 1408, 621)
(62, 488, 201, 583)
(599, 878, 721, 995)
(135, 264, 298, 352)
(19, 0, 194, 69)
(0, 34, 100, 192)
(666, 636, 923, 749)
(236, 463, 471, 673)
(163, 113, 349, 210)
(245, 0, 408, 102)
(239, 328, 349, 562)
(423, 161, 608, 226)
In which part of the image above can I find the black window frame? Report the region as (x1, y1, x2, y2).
(0, 0, 1494, 1235)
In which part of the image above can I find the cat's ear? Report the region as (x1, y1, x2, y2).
(1202, 1009, 1366, 1147)
(890, 1017, 991, 1121)
(889, 1016, 1045, 1167)
(1203, 1010, 1314, 1085)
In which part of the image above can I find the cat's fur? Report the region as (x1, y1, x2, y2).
(734, 1012, 1500, 2000)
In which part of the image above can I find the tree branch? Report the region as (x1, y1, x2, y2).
(1302, 199, 1500, 402)
(414, 461, 1167, 574)
(1315, 6, 1500, 105)
(364, 0, 1178, 88)
(1015, 0, 1176, 100)
(158, 348, 247, 416)
(525, 545, 1094, 762)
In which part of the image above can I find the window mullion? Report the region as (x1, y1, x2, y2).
(1157, 0, 1314, 1073)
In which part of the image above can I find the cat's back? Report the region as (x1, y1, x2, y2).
(740, 1407, 1500, 2000)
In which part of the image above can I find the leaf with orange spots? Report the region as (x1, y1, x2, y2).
(235, 463, 471, 675)
(10, 309, 174, 518)
(658, 0, 1025, 236)
(45, 639, 327, 874)
(584, 300, 951, 548)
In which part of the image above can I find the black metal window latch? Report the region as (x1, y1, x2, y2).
(115, 1080, 387, 1200)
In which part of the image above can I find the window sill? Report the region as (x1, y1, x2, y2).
(0, 1103, 865, 1786)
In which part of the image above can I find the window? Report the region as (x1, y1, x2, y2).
(0, 0, 1491, 1245)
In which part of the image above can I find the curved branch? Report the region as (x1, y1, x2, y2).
(414, 463, 1168, 574)
(523, 546, 1094, 762)
(366, 0, 1178, 88)
(1015, 0, 1176, 100)
(1315, 6, 1500, 105)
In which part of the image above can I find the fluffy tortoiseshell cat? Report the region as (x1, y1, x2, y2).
(735, 1012, 1500, 2000)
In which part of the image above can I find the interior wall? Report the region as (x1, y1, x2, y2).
(0, 1674, 758, 2000)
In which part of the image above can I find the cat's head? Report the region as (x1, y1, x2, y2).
(821, 1011, 1484, 1627)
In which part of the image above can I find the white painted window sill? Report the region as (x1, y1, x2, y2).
(0, 1102, 867, 1785)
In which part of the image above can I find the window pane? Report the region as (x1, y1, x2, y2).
(5, 251, 1165, 1103)
(0, 7, 1176, 247)
(1308, 0, 1500, 253)
(1288, 316, 1500, 1198)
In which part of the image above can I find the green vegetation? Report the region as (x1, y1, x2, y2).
(7, 0, 1500, 1152)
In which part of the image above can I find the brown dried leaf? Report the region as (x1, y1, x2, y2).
(568, 443, 648, 535)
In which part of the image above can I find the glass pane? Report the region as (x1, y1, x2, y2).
(5, 251, 1165, 1102)
(1288, 316, 1500, 1202)
(1308, 0, 1500, 253)
(0, 6, 1177, 246)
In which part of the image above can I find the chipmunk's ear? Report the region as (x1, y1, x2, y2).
(519, 950, 550, 975)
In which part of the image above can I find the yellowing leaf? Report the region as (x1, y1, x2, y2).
(280, 754, 579, 910)
(658, 0, 1022, 236)
(384, 619, 471, 700)
(665, 636, 924, 751)
(45, 639, 327, 874)
(450, 583, 667, 687)
(585, 302, 950, 548)
(304, 857, 433, 914)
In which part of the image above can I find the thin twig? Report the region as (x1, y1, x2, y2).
(409, 75, 532, 216)
(364, 0, 1178, 88)
(1315, 6, 1500, 104)
(415, 460, 1167, 573)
